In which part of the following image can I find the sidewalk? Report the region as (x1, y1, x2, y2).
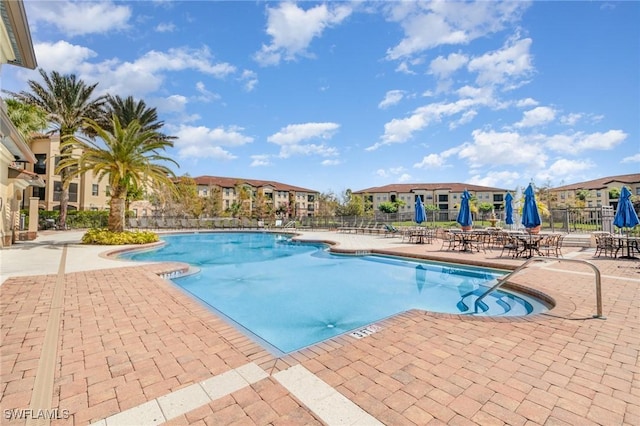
(1, 229, 638, 425)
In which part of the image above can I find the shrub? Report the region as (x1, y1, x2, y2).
(82, 228, 159, 245)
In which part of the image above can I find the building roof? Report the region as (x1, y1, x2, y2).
(192, 175, 318, 193)
(0, 0, 37, 69)
(353, 182, 509, 194)
(550, 173, 640, 191)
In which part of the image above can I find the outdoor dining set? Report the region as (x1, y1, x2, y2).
(439, 228, 566, 258)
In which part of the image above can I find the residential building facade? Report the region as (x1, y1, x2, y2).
(1, 0, 39, 247)
(26, 133, 111, 212)
(354, 183, 508, 221)
(549, 174, 640, 209)
(193, 176, 320, 218)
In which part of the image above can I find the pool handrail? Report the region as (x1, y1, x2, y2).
(474, 257, 604, 319)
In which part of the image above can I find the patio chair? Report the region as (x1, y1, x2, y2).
(499, 235, 521, 258)
(594, 233, 616, 258)
(439, 231, 459, 251)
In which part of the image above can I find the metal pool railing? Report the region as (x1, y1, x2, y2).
(474, 257, 604, 319)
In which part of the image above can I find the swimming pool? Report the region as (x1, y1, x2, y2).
(121, 233, 550, 354)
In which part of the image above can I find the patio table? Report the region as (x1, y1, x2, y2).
(515, 234, 544, 258)
(612, 235, 640, 259)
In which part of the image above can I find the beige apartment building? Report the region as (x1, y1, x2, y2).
(549, 173, 640, 209)
(26, 133, 111, 212)
(354, 183, 508, 220)
(193, 176, 320, 218)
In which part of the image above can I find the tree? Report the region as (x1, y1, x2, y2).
(5, 98, 48, 140)
(7, 69, 106, 228)
(317, 191, 339, 216)
(378, 201, 398, 214)
(609, 187, 620, 200)
(477, 202, 494, 220)
(171, 176, 203, 218)
(58, 116, 177, 232)
(103, 95, 174, 141)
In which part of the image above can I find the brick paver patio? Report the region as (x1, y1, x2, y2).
(1, 231, 638, 425)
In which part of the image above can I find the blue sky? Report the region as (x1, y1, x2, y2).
(3, 0, 639, 194)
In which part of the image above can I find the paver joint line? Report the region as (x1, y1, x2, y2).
(25, 244, 67, 426)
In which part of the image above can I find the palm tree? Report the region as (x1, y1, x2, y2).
(6, 68, 106, 228)
(4, 98, 48, 139)
(103, 95, 174, 140)
(58, 116, 177, 232)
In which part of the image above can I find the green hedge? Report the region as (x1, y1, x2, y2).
(82, 228, 159, 245)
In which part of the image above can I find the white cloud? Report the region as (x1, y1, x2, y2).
(174, 124, 253, 160)
(254, 2, 352, 66)
(155, 22, 176, 33)
(153, 94, 188, 114)
(321, 159, 341, 166)
(376, 166, 408, 178)
(516, 98, 538, 108)
(378, 90, 405, 109)
(545, 130, 627, 154)
(33, 41, 97, 74)
(428, 52, 468, 79)
(413, 153, 448, 169)
(535, 158, 595, 183)
(194, 82, 221, 103)
(84, 46, 235, 98)
(239, 70, 258, 92)
(458, 129, 548, 170)
(369, 97, 488, 150)
(469, 170, 521, 188)
(621, 153, 640, 164)
(514, 106, 556, 128)
(268, 122, 340, 159)
(250, 155, 272, 167)
(467, 37, 534, 88)
(560, 112, 583, 126)
(398, 173, 412, 182)
(385, 1, 530, 60)
(28, 1, 131, 36)
(268, 122, 339, 145)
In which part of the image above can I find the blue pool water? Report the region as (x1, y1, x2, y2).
(121, 233, 549, 354)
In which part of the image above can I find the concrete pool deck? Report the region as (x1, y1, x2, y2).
(1, 229, 638, 425)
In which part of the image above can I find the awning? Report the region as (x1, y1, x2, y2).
(8, 165, 45, 188)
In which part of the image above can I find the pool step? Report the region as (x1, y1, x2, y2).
(457, 287, 530, 316)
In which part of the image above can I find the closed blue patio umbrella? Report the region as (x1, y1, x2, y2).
(613, 186, 639, 259)
(613, 186, 639, 230)
(457, 190, 473, 229)
(505, 192, 514, 225)
(415, 196, 426, 224)
(521, 183, 541, 230)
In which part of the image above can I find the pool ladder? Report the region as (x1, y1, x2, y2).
(474, 257, 605, 319)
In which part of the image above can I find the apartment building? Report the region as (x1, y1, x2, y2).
(354, 183, 508, 220)
(549, 173, 640, 209)
(26, 133, 111, 212)
(1, 0, 39, 246)
(193, 175, 320, 218)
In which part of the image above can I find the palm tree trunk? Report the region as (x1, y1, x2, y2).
(59, 175, 69, 230)
(108, 195, 126, 232)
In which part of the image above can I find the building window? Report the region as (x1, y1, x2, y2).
(92, 184, 99, 196)
(69, 183, 78, 203)
(53, 181, 62, 201)
(438, 194, 448, 202)
(34, 186, 46, 200)
(596, 191, 601, 197)
(34, 154, 46, 174)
